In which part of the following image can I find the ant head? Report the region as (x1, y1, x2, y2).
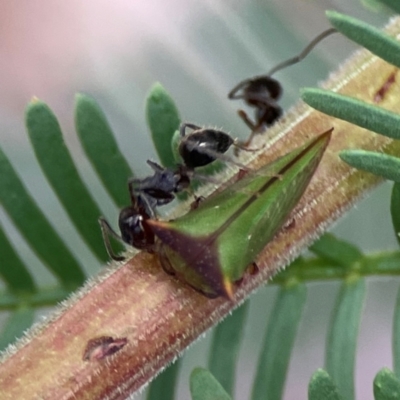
(118, 206, 155, 251)
(179, 128, 234, 169)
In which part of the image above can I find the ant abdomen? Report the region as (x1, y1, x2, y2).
(242, 76, 282, 103)
(179, 129, 234, 169)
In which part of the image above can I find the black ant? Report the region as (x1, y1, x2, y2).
(228, 28, 337, 145)
(127, 123, 251, 209)
(99, 190, 156, 261)
(129, 122, 258, 209)
(100, 123, 255, 261)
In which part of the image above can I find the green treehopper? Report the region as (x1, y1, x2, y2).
(148, 128, 333, 299)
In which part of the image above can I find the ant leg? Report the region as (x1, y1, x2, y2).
(179, 122, 202, 137)
(193, 146, 251, 171)
(233, 137, 264, 152)
(127, 179, 143, 208)
(146, 159, 165, 172)
(234, 109, 266, 156)
(190, 196, 205, 210)
(192, 172, 223, 185)
(237, 110, 257, 131)
(233, 120, 265, 156)
(98, 217, 126, 261)
(127, 177, 142, 198)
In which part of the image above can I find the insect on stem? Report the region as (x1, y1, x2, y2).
(228, 28, 338, 146)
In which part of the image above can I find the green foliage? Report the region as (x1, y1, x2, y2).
(301, 89, 400, 141)
(308, 369, 342, 400)
(190, 368, 232, 400)
(326, 278, 366, 400)
(147, 361, 181, 400)
(0, 307, 35, 351)
(208, 302, 248, 395)
(302, 12, 400, 184)
(375, 0, 400, 13)
(0, 224, 36, 294)
(391, 183, 400, 246)
(26, 99, 109, 261)
(340, 151, 400, 182)
(393, 287, 400, 377)
(252, 281, 307, 400)
(374, 368, 400, 400)
(310, 233, 363, 267)
(75, 93, 133, 207)
(326, 11, 400, 68)
(146, 82, 181, 168)
(0, 146, 85, 288)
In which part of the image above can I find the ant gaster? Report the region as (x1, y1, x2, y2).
(100, 122, 254, 261)
(228, 28, 337, 143)
(178, 122, 255, 169)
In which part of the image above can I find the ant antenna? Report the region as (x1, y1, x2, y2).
(99, 217, 126, 261)
(228, 27, 337, 98)
(267, 28, 337, 76)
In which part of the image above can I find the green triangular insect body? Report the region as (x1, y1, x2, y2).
(148, 129, 332, 299)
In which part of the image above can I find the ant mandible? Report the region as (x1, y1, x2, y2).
(228, 28, 337, 144)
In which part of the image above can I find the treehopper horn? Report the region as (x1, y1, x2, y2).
(148, 128, 333, 299)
